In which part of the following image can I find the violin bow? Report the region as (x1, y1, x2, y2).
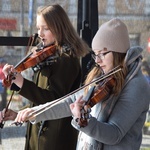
(15, 65, 123, 123)
(25, 33, 38, 55)
(0, 91, 14, 128)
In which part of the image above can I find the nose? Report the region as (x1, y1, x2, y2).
(38, 29, 44, 39)
(95, 56, 102, 64)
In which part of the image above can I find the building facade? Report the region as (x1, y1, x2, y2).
(0, 0, 150, 63)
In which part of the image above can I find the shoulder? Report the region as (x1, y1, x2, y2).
(122, 71, 150, 104)
(126, 71, 149, 90)
(56, 54, 80, 68)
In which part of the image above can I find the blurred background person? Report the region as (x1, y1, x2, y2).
(141, 59, 150, 85)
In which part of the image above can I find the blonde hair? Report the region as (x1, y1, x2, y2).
(37, 4, 90, 57)
(84, 52, 127, 95)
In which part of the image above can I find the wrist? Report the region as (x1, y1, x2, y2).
(13, 73, 24, 88)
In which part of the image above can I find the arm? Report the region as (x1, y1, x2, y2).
(19, 56, 81, 105)
(3, 56, 81, 105)
(14, 93, 80, 124)
(71, 77, 150, 145)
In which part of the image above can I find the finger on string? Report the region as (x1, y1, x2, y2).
(76, 95, 86, 105)
(76, 95, 83, 102)
(84, 105, 91, 113)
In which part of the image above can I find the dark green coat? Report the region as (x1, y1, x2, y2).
(19, 54, 81, 150)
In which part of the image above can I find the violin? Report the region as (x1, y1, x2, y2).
(0, 43, 57, 128)
(2, 44, 57, 87)
(77, 76, 116, 127)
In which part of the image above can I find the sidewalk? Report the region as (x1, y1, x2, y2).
(0, 97, 150, 150)
(0, 121, 26, 150)
(0, 95, 26, 150)
(0, 122, 150, 150)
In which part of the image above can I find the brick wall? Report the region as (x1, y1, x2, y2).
(0, 0, 150, 60)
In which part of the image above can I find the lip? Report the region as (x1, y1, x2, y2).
(41, 39, 45, 42)
(100, 66, 105, 69)
(41, 39, 46, 46)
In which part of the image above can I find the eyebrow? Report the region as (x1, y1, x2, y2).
(94, 50, 108, 54)
(36, 24, 48, 28)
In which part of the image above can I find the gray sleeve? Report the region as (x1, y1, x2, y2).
(71, 77, 150, 145)
(31, 89, 84, 123)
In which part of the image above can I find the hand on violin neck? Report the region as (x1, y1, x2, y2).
(83, 105, 91, 114)
(2, 64, 14, 78)
(2, 64, 17, 87)
(73, 105, 92, 128)
(70, 95, 93, 128)
(70, 95, 85, 119)
(3, 72, 23, 89)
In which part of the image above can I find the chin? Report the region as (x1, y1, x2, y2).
(104, 70, 109, 74)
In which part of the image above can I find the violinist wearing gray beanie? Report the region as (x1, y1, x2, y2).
(6, 18, 150, 150)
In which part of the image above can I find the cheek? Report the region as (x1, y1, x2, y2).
(106, 56, 114, 70)
(108, 63, 114, 71)
(47, 32, 55, 41)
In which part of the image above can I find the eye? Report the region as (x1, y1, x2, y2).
(44, 28, 49, 31)
(36, 26, 40, 30)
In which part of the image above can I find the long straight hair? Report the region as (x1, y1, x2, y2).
(37, 4, 90, 57)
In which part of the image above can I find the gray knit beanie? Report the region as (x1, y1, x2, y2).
(92, 18, 130, 53)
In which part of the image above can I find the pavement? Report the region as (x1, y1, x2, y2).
(0, 94, 26, 150)
(0, 121, 150, 150)
(142, 133, 150, 150)
(0, 98, 150, 150)
(0, 121, 26, 150)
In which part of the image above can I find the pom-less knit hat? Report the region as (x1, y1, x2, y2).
(92, 18, 130, 53)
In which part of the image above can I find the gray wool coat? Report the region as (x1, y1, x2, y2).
(31, 46, 150, 150)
